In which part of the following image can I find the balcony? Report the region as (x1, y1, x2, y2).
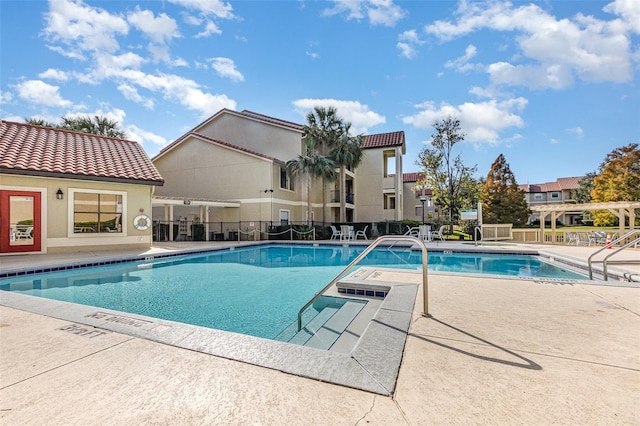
(330, 190, 354, 204)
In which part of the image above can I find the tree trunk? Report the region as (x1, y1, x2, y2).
(340, 165, 346, 222)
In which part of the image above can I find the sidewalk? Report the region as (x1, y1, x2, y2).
(1, 241, 639, 424)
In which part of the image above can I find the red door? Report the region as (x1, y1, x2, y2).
(0, 190, 42, 253)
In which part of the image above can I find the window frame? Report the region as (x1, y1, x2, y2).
(69, 189, 127, 237)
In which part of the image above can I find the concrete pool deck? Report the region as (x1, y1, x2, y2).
(1, 241, 639, 424)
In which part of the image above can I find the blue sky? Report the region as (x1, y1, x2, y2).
(1, 0, 638, 184)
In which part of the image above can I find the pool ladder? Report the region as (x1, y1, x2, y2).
(296, 236, 430, 332)
(587, 229, 640, 281)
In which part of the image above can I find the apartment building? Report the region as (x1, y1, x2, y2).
(519, 176, 584, 225)
(151, 109, 406, 239)
(401, 172, 435, 223)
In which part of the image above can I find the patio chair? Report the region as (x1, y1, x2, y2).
(588, 231, 607, 246)
(354, 225, 368, 240)
(330, 225, 342, 240)
(430, 225, 446, 241)
(565, 232, 577, 245)
(418, 225, 431, 242)
(404, 226, 419, 237)
(15, 226, 33, 240)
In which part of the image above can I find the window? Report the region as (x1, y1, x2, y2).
(279, 210, 289, 225)
(551, 192, 559, 199)
(73, 191, 123, 233)
(384, 195, 396, 210)
(280, 167, 294, 191)
(534, 194, 543, 200)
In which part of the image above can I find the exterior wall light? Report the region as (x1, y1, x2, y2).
(56, 188, 64, 200)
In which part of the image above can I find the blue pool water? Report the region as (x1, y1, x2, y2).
(0, 244, 585, 338)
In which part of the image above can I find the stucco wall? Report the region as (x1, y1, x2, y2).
(1, 174, 155, 253)
(197, 113, 304, 161)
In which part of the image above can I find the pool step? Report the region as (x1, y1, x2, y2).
(288, 301, 365, 350)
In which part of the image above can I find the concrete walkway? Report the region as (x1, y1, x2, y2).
(1, 241, 639, 425)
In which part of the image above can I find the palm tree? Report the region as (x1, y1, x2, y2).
(303, 107, 343, 223)
(287, 138, 336, 226)
(329, 123, 365, 222)
(61, 115, 127, 138)
(25, 115, 127, 138)
(24, 118, 57, 128)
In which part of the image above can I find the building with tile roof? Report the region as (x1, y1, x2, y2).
(151, 108, 407, 241)
(519, 176, 584, 225)
(0, 120, 164, 254)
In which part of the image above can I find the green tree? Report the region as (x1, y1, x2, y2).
(24, 118, 57, 128)
(481, 154, 530, 226)
(61, 115, 127, 138)
(329, 123, 364, 222)
(302, 107, 342, 223)
(416, 116, 477, 233)
(25, 115, 127, 138)
(571, 172, 596, 204)
(286, 138, 336, 226)
(591, 143, 640, 226)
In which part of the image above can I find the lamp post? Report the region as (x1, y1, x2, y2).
(419, 195, 427, 224)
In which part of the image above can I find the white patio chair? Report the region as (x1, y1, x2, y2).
(330, 225, 342, 240)
(15, 226, 33, 240)
(404, 226, 419, 237)
(430, 225, 446, 241)
(354, 225, 368, 240)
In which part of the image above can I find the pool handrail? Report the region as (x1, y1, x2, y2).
(588, 229, 640, 280)
(296, 236, 429, 332)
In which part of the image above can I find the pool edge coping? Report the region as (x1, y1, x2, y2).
(0, 271, 419, 396)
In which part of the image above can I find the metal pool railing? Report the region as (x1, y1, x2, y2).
(588, 229, 640, 281)
(296, 236, 429, 332)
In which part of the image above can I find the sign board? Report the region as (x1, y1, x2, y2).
(461, 209, 478, 220)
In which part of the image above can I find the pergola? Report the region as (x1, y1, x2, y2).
(152, 195, 240, 241)
(530, 201, 640, 243)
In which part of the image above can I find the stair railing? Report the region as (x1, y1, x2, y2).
(588, 229, 640, 280)
(297, 236, 429, 331)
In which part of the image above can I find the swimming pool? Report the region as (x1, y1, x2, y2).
(0, 244, 585, 339)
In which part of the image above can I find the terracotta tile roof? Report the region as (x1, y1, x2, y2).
(520, 176, 584, 193)
(0, 120, 164, 185)
(363, 131, 405, 149)
(402, 172, 425, 183)
(239, 110, 305, 132)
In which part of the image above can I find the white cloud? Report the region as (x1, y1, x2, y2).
(293, 98, 386, 134)
(14, 80, 72, 108)
(38, 68, 69, 81)
(195, 20, 222, 38)
(566, 126, 585, 138)
(44, 0, 128, 54)
(126, 124, 168, 148)
(323, 0, 406, 27)
(444, 44, 479, 72)
(306, 51, 320, 59)
(397, 29, 424, 59)
(603, 0, 640, 33)
(0, 90, 13, 103)
(169, 0, 234, 20)
(425, 0, 635, 88)
(402, 97, 527, 145)
(117, 84, 155, 109)
(127, 8, 180, 44)
(209, 57, 244, 82)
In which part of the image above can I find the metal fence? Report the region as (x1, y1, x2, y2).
(151, 220, 415, 242)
